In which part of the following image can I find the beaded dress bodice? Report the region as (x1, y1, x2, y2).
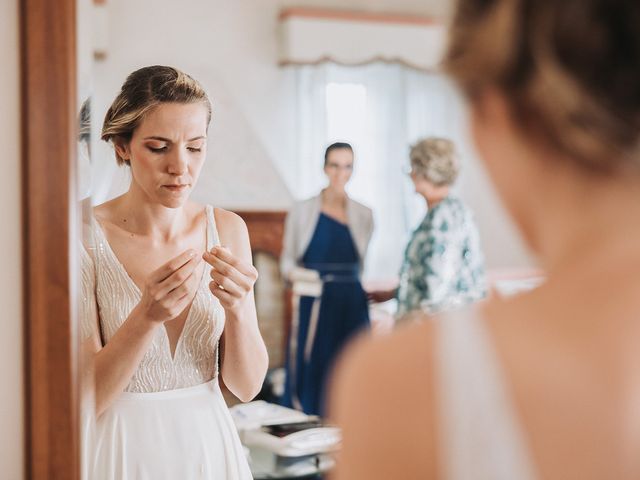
(85, 205, 224, 393)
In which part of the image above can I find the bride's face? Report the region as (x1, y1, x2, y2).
(117, 102, 209, 208)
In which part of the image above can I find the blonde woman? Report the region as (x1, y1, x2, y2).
(369, 137, 486, 317)
(81, 66, 267, 479)
(331, 0, 640, 478)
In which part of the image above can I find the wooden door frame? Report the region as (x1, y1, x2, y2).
(21, 0, 80, 478)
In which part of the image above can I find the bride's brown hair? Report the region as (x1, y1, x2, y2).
(101, 66, 212, 166)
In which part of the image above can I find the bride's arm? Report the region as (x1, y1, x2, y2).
(205, 209, 268, 402)
(92, 309, 159, 415)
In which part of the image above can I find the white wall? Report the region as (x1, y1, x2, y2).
(90, 0, 450, 208)
(91, 0, 534, 269)
(0, 0, 24, 477)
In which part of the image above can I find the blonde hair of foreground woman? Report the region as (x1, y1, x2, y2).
(329, 0, 640, 479)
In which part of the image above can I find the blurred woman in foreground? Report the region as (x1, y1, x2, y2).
(331, 0, 640, 478)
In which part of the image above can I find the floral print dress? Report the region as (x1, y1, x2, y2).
(397, 196, 487, 317)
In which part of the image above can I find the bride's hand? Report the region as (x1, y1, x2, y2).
(137, 249, 201, 323)
(203, 246, 258, 314)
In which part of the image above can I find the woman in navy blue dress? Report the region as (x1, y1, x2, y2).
(280, 143, 374, 416)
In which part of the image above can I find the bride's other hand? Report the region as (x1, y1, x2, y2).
(138, 249, 201, 323)
(203, 245, 258, 314)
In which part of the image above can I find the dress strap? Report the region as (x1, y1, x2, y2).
(205, 205, 221, 251)
(205, 205, 224, 380)
(435, 309, 537, 480)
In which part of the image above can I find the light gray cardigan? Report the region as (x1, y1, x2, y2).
(280, 193, 374, 280)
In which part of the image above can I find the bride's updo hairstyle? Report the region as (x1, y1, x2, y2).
(101, 65, 212, 166)
(444, 0, 640, 173)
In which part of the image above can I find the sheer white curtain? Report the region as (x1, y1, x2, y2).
(292, 62, 466, 281)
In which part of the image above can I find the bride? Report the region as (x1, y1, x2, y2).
(80, 65, 267, 479)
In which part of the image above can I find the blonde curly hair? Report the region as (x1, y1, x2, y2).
(409, 137, 460, 186)
(444, 0, 640, 172)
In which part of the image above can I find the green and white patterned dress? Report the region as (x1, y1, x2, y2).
(397, 196, 487, 317)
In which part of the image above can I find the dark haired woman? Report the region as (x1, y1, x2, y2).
(280, 142, 373, 415)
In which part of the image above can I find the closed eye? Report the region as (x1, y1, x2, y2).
(148, 146, 168, 153)
(187, 147, 202, 152)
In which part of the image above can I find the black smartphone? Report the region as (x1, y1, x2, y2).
(262, 419, 324, 437)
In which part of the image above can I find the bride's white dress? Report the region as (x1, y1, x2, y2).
(80, 205, 252, 479)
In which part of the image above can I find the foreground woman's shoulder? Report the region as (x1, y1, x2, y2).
(332, 318, 436, 401)
(328, 319, 438, 478)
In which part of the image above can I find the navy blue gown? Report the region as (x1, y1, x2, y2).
(282, 213, 370, 416)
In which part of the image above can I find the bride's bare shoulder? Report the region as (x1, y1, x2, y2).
(208, 207, 252, 257)
(92, 196, 125, 224)
(211, 207, 247, 235)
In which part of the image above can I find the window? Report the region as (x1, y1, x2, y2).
(295, 64, 470, 279)
(325, 82, 367, 147)
(324, 82, 377, 214)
